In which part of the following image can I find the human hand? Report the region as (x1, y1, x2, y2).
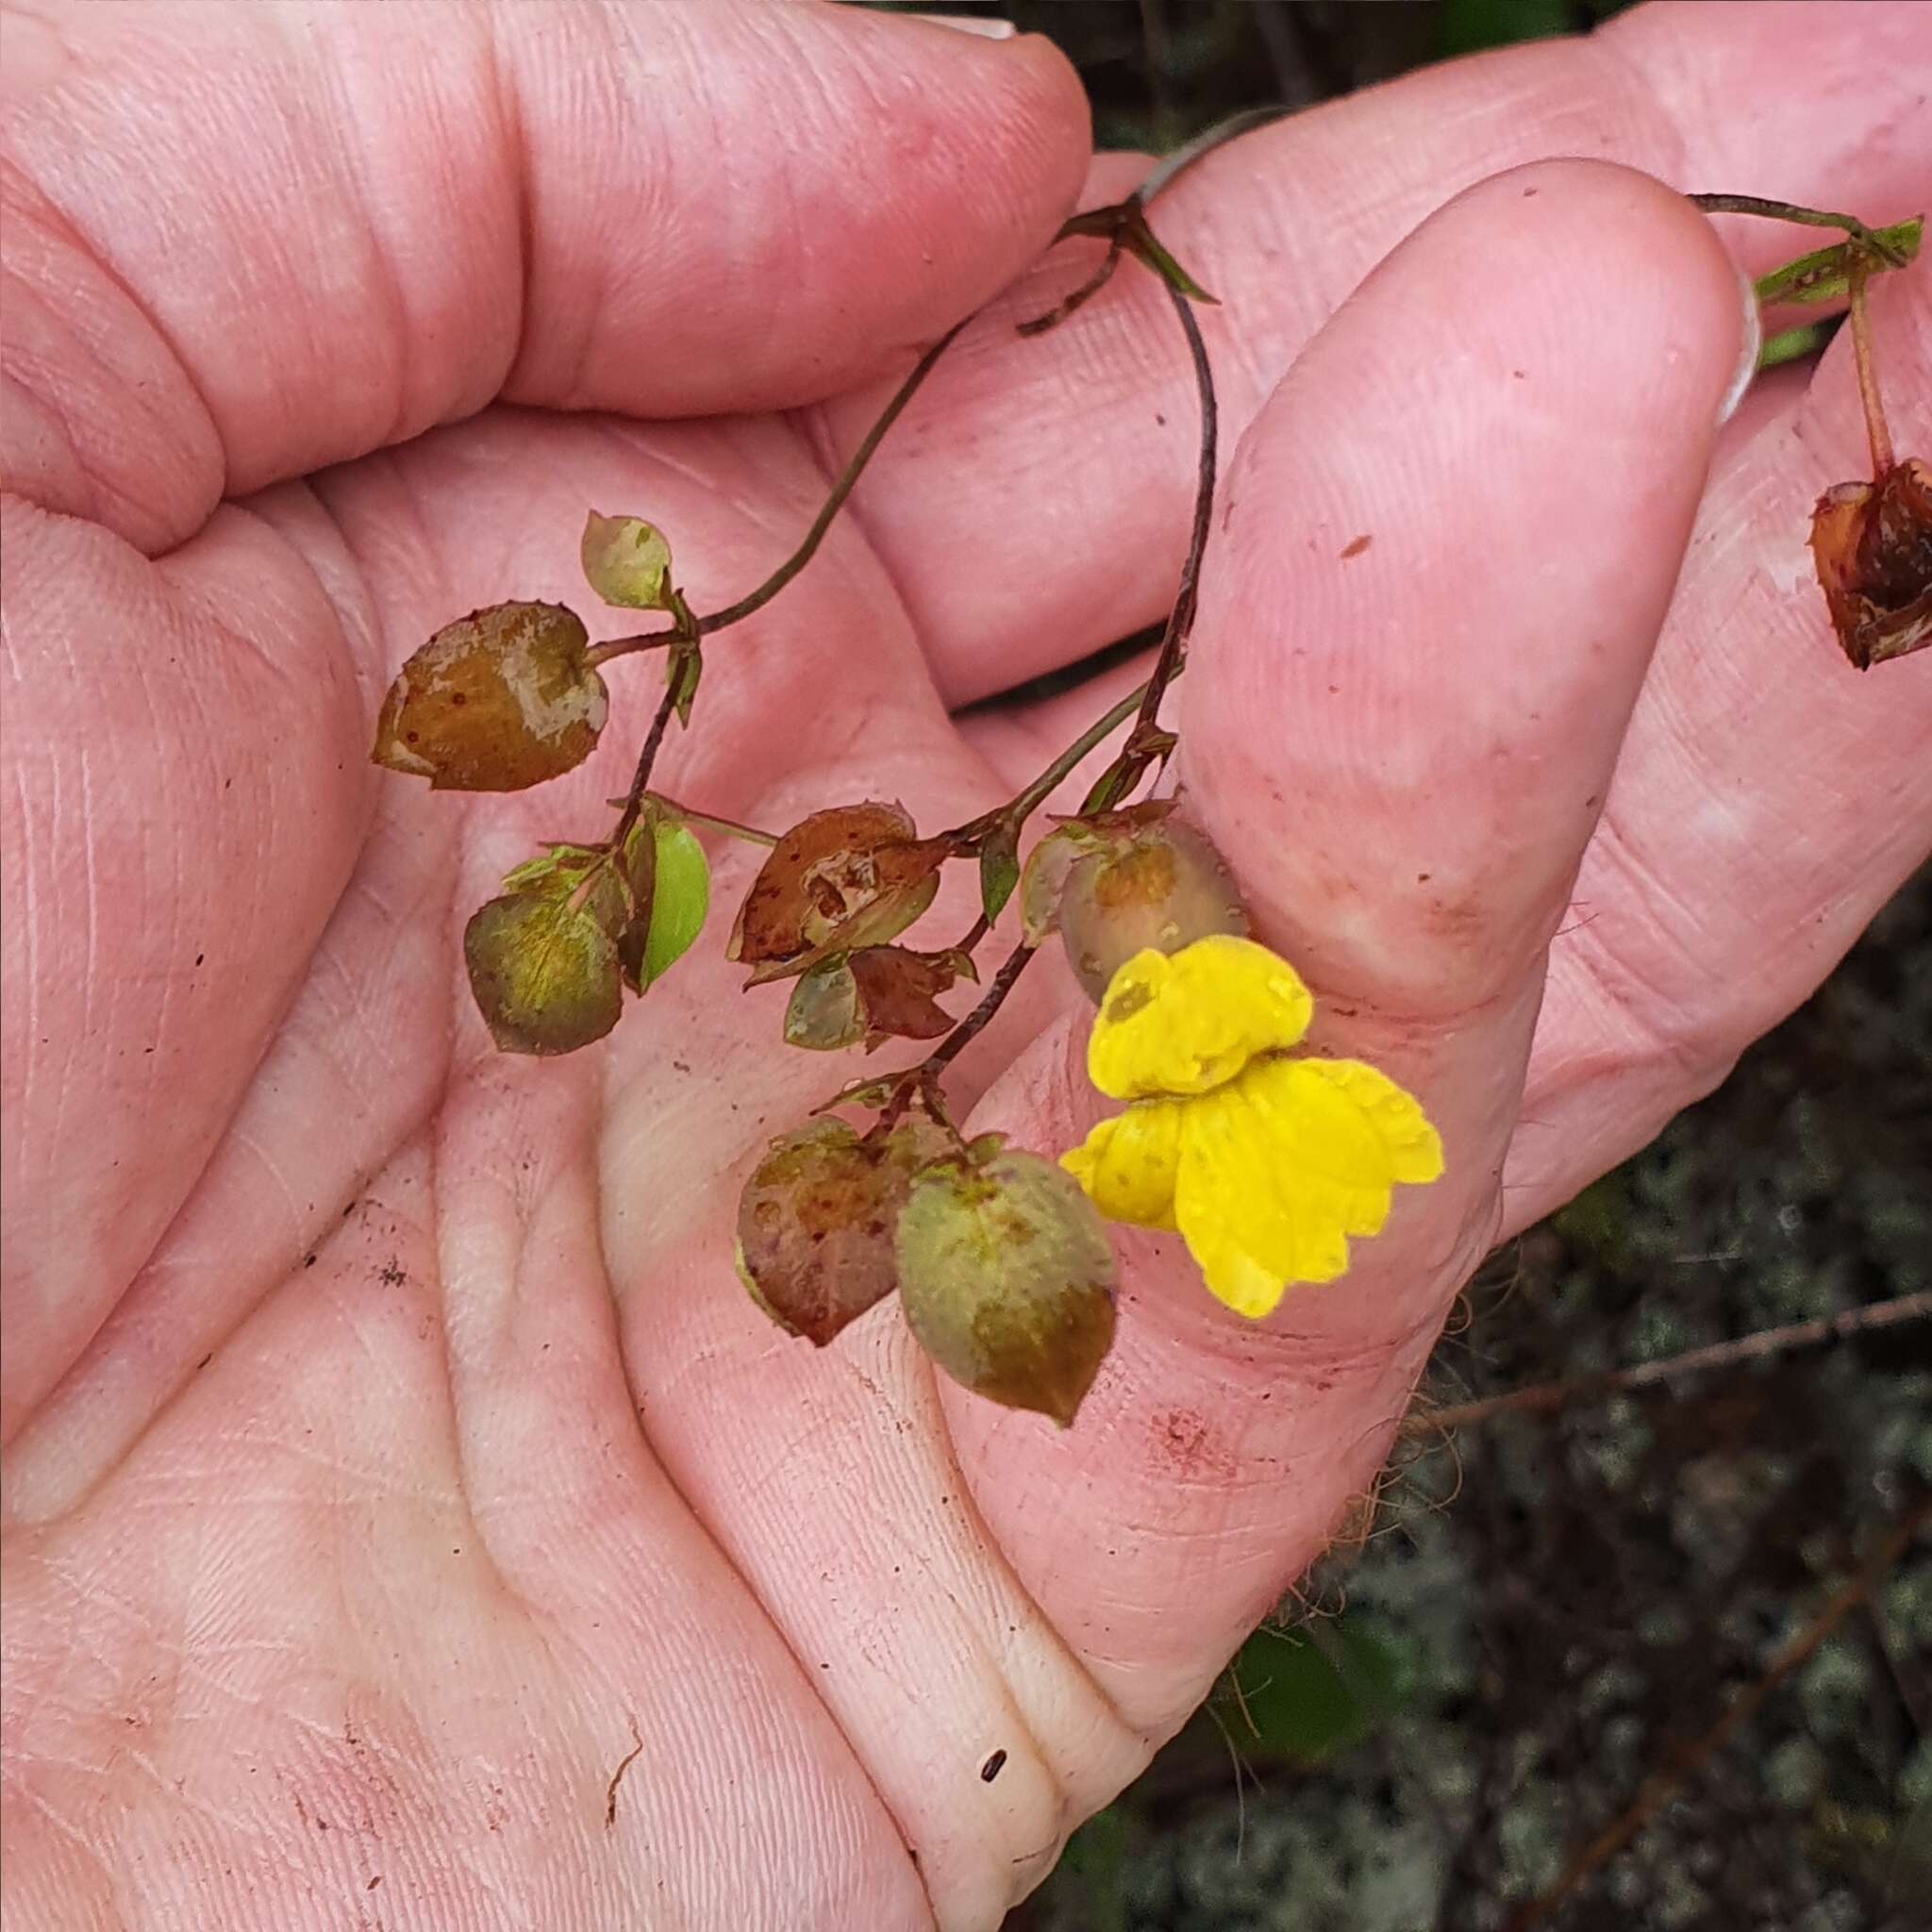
(3, 3, 1926, 1928)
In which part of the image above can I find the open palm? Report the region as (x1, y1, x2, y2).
(4, 4, 1928, 1927)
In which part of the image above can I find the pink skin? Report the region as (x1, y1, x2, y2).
(1, 2, 1926, 1926)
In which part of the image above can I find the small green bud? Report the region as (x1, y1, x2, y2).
(581, 512, 675, 610)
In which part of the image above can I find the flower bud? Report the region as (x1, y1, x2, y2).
(895, 1150, 1117, 1426)
(1059, 820, 1248, 1002)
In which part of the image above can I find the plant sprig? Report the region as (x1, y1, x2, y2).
(368, 169, 1925, 1424)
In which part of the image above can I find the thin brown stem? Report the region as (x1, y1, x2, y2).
(583, 631, 675, 670)
(874, 941, 1039, 1133)
(1017, 683, 1148, 820)
(1407, 1291, 1932, 1437)
(646, 797, 778, 847)
(696, 320, 968, 636)
(608, 684, 680, 854)
(945, 683, 1148, 848)
(1846, 265, 1895, 473)
(1017, 232, 1124, 338)
(950, 912, 991, 958)
(921, 941, 1036, 1080)
(1688, 194, 1912, 267)
(1102, 269, 1216, 807)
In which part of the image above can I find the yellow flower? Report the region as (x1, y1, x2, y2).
(1060, 935, 1442, 1319)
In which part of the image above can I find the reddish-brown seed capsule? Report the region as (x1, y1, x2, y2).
(1058, 820, 1248, 1002)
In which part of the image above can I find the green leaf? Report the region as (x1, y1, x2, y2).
(978, 822, 1021, 926)
(1051, 1804, 1133, 1932)
(667, 640, 703, 727)
(635, 816, 709, 987)
(1217, 1619, 1408, 1766)
(372, 602, 606, 791)
(463, 891, 624, 1056)
(784, 955, 864, 1051)
(1753, 217, 1922, 308)
(1126, 223, 1218, 305)
(1077, 754, 1129, 817)
(1435, 0, 1572, 58)
(1757, 320, 1836, 371)
(581, 512, 675, 610)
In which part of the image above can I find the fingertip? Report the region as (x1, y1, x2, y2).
(1185, 157, 1747, 1014)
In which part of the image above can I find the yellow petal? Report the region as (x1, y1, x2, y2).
(1060, 1100, 1183, 1230)
(1167, 1055, 1442, 1319)
(1280, 1058, 1444, 1187)
(1230, 1057, 1440, 1232)
(1088, 935, 1313, 1101)
(1172, 1083, 1351, 1318)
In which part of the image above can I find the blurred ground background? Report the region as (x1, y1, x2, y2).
(868, 3, 1932, 1926)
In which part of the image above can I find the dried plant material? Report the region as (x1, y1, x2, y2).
(728, 803, 947, 984)
(783, 946, 968, 1052)
(463, 890, 624, 1056)
(1810, 458, 1932, 669)
(735, 1119, 952, 1345)
(896, 1149, 1117, 1426)
(373, 602, 607, 791)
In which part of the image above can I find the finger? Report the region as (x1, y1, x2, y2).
(828, 0, 1932, 703)
(1505, 250, 1932, 1231)
(0, 0, 1087, 553)
(1, 774, 456, 1517)
(942, 160, 1748, 1734)
(0, 496, 375, 1441)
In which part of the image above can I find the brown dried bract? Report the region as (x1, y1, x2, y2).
(785, 945, 965, 1052)
(728, 802, 948, 984)
(735, 1120, 952, 1346)
(848, 948, 959, 1046)
(373, 602, 608, 791)
(1810, 458, 1932, 670)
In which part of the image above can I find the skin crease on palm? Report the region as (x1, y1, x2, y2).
(0, 0, 1927, 1924)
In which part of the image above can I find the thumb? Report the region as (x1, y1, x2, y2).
(946, 159, 1749, 1736)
